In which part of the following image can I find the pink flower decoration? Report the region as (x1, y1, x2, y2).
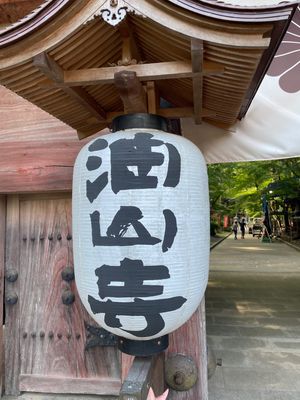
(267, 6, 300, 93)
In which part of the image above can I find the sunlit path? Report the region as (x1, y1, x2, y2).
(207, 234, 300, 400)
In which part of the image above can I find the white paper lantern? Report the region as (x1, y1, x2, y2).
(72, 114, 210, 350)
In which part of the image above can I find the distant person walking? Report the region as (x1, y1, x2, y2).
(232, 221, 238, 240)
(239, 218, 246, 239)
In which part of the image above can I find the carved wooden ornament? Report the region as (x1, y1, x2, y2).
(85, 0, 144, 26)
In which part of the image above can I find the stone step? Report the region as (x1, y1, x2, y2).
(209, 388, 300, 400)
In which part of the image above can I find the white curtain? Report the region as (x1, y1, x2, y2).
(182, 75, 300, 164)
(182, 5, 300, 164)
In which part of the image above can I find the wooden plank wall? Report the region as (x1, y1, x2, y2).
(0, 86, 107, 193)
(0, 196, 5, 395)
(18, 195, 121, 395)
(4, 195, 20, 395)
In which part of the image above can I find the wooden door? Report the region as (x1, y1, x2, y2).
(4, 194, 121, 396)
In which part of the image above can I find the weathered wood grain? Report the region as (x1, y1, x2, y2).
(0, 1, 43, 24)
(0, 141, 84, 193)
(18, 195, 121, 394)
(120, 354, 164, 400)
(4, 195, 20, 395)
(33, 53, 107, 123)
(166, 299, 208, 400)
(121, 354, 134, 383)
(0, 86, 111, 192)
(19, 375, 121, 395)
(0, 86, 77, 142)
(191, 38, 203, 124)
(114, 70, 147, 114)
(0, 195, 5, 396)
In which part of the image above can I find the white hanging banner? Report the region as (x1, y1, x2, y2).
(182, 6, 300, 164)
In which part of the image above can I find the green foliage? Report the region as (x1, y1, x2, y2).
(210, 220, 219, 236)
(208, 158, 300, 218)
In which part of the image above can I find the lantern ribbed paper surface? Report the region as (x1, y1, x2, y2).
(73, 117, 209, 341)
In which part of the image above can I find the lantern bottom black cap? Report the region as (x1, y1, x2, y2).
(118, 335, 169, 356)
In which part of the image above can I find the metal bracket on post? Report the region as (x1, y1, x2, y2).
(84, 322, 118, 350)
(120, 353, 165, 400)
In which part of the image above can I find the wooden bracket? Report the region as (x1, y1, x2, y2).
(33, 52, 106, 122)
(120, 354, 165, 400)
(114, 70, 148, 113)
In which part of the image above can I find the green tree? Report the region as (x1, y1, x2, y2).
(207, 158, 300, 219)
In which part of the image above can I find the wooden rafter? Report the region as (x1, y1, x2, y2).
(191, 38, 203, 124)
(33, 52, 106, 122)
(32, 50, 224, 130)
(0, 0, 43, 24)
(0, 0, 295, 141)
(33, 52, 222, 131)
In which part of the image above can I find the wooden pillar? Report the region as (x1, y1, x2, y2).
(0, 196, 6, 396)
(4, 195, 20, 395)
(167, 299, 208, 400)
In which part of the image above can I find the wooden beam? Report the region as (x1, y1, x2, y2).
(78, 106, 216, 139)
(62, 60, 224, 87)
(33, 52, 64, 82)
(114, 70, 147, 114)
(146, 81, 157, 114)
(191, 38, 203, 124)
(0, 141, 84, 193)
(157, 107, 215, 119)
(33, 52, 106, 121)
(121, 36, 133, 65)
(105, 107, 216, 122)
(118, 19, 142, 64)
(19, 375, 121, 395)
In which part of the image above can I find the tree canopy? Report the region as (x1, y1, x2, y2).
(208, 157, 300, 218)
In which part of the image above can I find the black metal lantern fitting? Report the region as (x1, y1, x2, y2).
(111, 113, 168, 132)
(118, 335, 169, 357)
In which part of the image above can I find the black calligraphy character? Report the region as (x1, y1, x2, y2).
(110, 132, 181, 194)
(163, 143, 181, 188)
(90, 206, 161, 246)
(95, 258, 170, 299)
(162, 209, 177, 253)
(88, 296, 187, 337)
(90, 207, 177, 251)
(86, 139, 109, 203)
